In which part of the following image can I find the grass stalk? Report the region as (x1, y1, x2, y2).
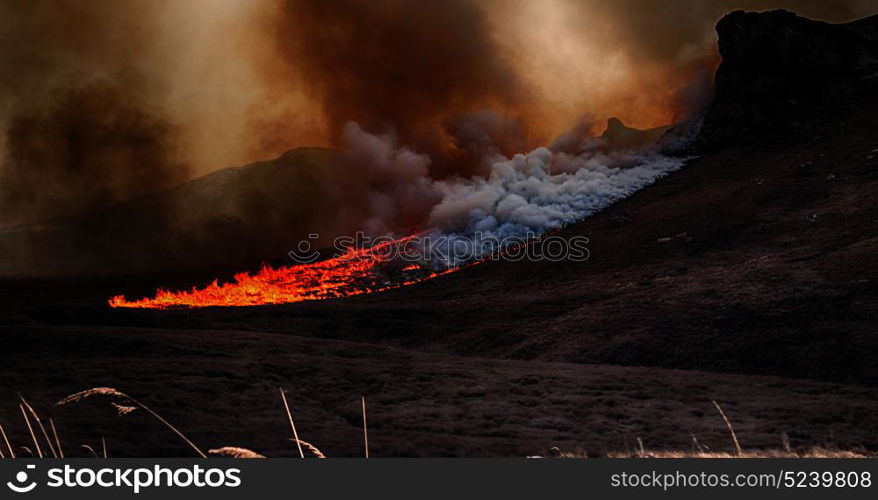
(361, 396, 369, 459)
(280, 389, 304, 459)
(50, 418, 64, 458)
(291, 439, 327, 459)
(19, 403, 42, 458)
(209, 447, 266, 458)
(58, 388, 206, 458)
(0, 422, 14, 458)
(122, 402, 202, 457)
(19, 395, 57, 458)
(712, 400, 742, 456)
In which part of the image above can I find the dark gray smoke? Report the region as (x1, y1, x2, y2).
(1, 80, 187, 225)
(266, 0, 535, 178)
(0, 1, 190, 225)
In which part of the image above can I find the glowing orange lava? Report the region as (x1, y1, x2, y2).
(109, 235, 458, 309)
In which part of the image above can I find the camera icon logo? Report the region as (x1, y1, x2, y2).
(6, 464, 37, 493)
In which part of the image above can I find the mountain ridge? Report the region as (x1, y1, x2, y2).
(698, 9, 878, 150)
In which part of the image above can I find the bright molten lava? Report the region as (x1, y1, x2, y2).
(109, 235, 456, 309)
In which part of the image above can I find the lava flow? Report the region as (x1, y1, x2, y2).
(109, 235, 458, 309)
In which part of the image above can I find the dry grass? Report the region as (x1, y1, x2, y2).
(0, 389, 871, 459)
(57, 387, 127, 404)
(2, 387, 337, 459)
(290, 439, 327, 459)
(20, 396, 58, 458)
(361, 396, 369, 459)
(712, 400, 742, 456)
(57, 387, 206, 458)
(80, 444, 99, 458)
(49, 418, 63, 458)
(544, 446, 871, 458)
(111, 403, 137, 416)
(0, 421, 15, 458)
(280, 388, 304, 458)
(278, 389, 328, 458)
(19, 403, 42, 458)
(604, 448, 871, 458)
(613, 399, 869, 458)
(543, 401, 873, 459)
(209, 447, 266, 458)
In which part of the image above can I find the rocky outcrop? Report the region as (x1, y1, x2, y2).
(697, 10, 878, 150)
(601, 117, 671, 151)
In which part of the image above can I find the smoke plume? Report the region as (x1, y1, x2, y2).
(0, 0, 279, 225)
(2, 0, 877, 275)
(0, 1, 185, 224)
(264, 0, 535, 178)
(1, 80, 188, 224)
(335, 122, 439, 235)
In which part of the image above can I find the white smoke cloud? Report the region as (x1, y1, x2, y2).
(424, 146, 686, 266)
(431, 147, 685, 235)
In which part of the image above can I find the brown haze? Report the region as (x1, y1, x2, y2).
(1, 0, 876, 226)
